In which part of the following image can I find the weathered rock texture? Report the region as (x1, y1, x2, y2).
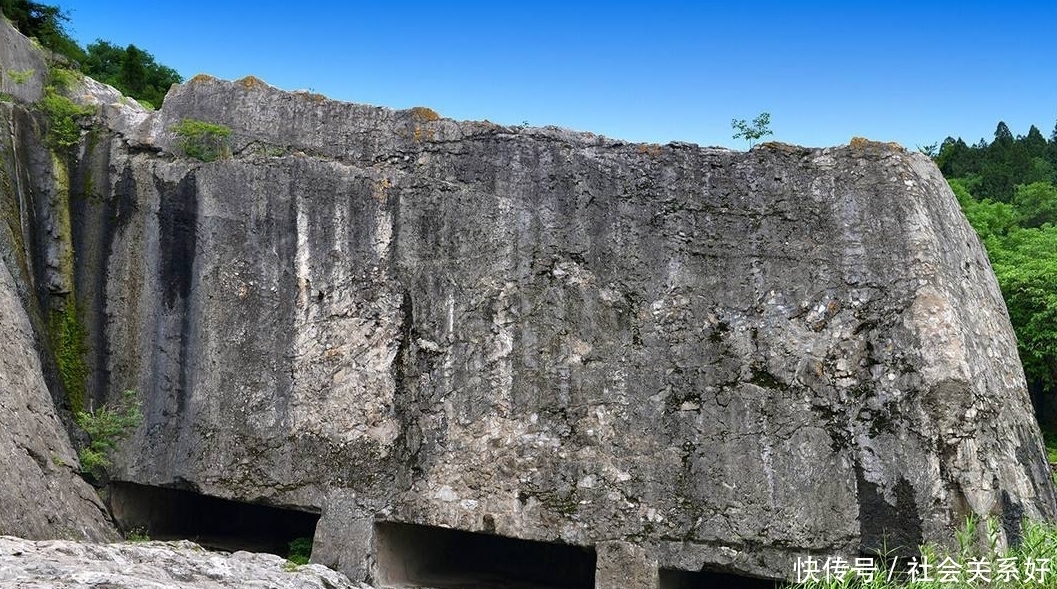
(0, 19, 116, 542)
(0, 536, 369, 589)
(0, 16, 1054, 587)
(0, 259, 115, 541)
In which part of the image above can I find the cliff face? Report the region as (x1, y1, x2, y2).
(0, 21, 116, 542)
(0, 17, 1054, 586)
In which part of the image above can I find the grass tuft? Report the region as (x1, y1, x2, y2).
(789, 516, 1057, 588)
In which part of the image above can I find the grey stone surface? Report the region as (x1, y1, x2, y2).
(0, 15, 1053, 587)
(0, 260, 115, 541)
(0, 16, 46, 103)
(0, 536, 369, 589)
(105, 78, 1057, 582)
(596, 541, 657, 589)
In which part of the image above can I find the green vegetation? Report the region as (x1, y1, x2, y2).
(287, 537, 312, 566)
(38, 86, 92, 148)
(82, 40, 180, 107)
(47, 65, 79, 90)
(791, 516, 1057, 588)
(1, 0, 181, 106)
(731, 112, 773, 147)
(75, 389, 142, 476)
(47, 303, 88, 412)
(7, 68, 33, 84)
(124, 527, 150, 542)
(171, 118, 232, 162)
(935, 122, 1057, 427)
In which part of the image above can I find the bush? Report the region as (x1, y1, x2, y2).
(38, 87, 92, 149)
(48, 67, 80, 91)
(171, 118, 231, 162)
(287, 537, 312, 565)
(75, 389, 142, 475)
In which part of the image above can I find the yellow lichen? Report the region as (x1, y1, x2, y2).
(410, 106, 440, 122)
(412, 125, 435, 143)
(189, 73, 217, 84)
(849, 137, 905, 152)
(757, 141, 808, 154)
(237, 75, 265, 89)
(761, 141, 799, 151)
(637, 143, 663, 158)
(371, 177, 391, 202)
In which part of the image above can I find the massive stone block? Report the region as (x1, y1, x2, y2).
(97, 76, 1057, 583)
(0, 16, 1053, 585)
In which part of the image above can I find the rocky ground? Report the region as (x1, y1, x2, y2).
(0, 536, 371, 589)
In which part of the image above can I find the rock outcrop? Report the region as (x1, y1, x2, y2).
(0, 15, 1054, 588)
(0, 18, 116, 542)
(0, 536, 368, 589)
(0, 258, 115, 541)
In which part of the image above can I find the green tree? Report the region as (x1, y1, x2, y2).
(121, 44, 146, 96)
(937, 137, 979, 178)
(988, 227, 1057, 414)
(935, 121, 1057, 425)
(82, 40, 181, 107)
(953, 176, 1057, 425)
(955, 181, 1018, 238)
(1013, 181, 1057, 228)
(76, 389, 142, 476)
(731, 112, 773, 148)
(1024, 125, 1048, 159)
(3, 1, 183, 107)
(82, 40, 125, 85)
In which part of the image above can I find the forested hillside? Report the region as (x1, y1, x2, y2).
(935, 124, 1057, 427)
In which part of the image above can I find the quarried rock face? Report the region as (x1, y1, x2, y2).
(0, 16, 1052, 586)
(0, 259, 115, 541)
(98, 77, 1054, 584)
(0, 22, 116, 541)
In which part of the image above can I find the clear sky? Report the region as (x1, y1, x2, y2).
(53, 1, 1057, 150)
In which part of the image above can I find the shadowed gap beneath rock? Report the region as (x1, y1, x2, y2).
(374, 521, 595, 589)
(108, 481, 319, 558)
(658, 567, 783, 589)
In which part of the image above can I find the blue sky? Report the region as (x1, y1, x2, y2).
(55, 1, 1057, 150)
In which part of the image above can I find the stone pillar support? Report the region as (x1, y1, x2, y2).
(596, 541, 659, 589)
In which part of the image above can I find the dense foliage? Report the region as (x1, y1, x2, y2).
(0, 0, 181, 106)
(39, 83, 92, 147)
(937, 123, 1057, 423)
(83, 40, 180, 108)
